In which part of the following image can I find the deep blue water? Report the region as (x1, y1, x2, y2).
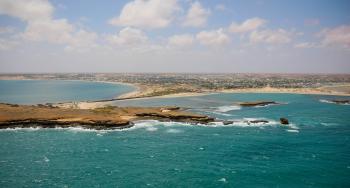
(0, 80, 134, 104)
(1, 81, 350, 187)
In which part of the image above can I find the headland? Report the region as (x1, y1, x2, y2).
(0, 103, 215, 130)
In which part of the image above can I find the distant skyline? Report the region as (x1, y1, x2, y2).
(0, 0, 350, 73)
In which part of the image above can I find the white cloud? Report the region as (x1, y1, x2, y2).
(0, 38, 19, 50)
(0, 26, 15, 34)
(168, 34, 194, 47)
(182, 1, 210, 27)
(22, 19, 74, 43)
(318, 25, 350, 48)
(0, 0, 98, 51)
(229, 17, 267, 33)
(196, 28, 230, 46)
(65, 30, 98, 52)
(0, 0, 53, 22)
(109, 0, 180, 29)
(249, 29, 292, 44)
(106, 27, 148, 46)
(294, 42, 317, 49)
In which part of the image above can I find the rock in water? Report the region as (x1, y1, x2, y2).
(249, 120, 269, 124)
(331, 100, 349, 105)
(280, 118, 289, 125)
(238, 101, 279, 107)
(223, 120, 233, 125)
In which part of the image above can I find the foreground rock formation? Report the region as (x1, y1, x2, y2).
(0, 103, 215, 129)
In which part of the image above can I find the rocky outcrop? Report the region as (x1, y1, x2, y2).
(160, 106, 181, 111)
(0, 104, 215, 129)
(222, 120, 234, 125)
(280, 118, 289, 125)
(135, 112, 215, 124)
(331, 100, 349, 105)
(246, 120, 269, 124)
(238, 101, 279, 107)
(0, 119, 132, 130)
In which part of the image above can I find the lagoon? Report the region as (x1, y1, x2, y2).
(0, 80, 134, 104)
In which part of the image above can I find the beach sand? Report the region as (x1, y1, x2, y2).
(55, 84, 350, 110)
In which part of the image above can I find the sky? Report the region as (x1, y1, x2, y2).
(0, 0, 349, 73)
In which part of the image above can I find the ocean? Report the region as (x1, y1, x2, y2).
(0, 80, 350, 187)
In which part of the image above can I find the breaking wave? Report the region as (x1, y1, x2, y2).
(132, 118, 299, 130)
(253, 102, 286, 108)
(214, 105, 241, 112)
(320, 122, 339, 126)
(319, 99, 349, 105)
(194, 105, 241, 117)
(286, 129, 299, 133)
(0, 126, 121, 134)
(0, 118, 299, 133)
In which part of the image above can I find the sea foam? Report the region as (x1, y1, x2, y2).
(319, 99, 350, 105)
(134, 118, 298, 129)
(215, 105, 241, 112)
(0, 118, 299, 132)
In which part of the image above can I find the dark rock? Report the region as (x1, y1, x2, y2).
(223, 120, 234, 125)
(160, 106, 180, 111)
(331, 100, 349, 104)
(0, 119, 132, 130)
(280, 118, 289, 125)
(238, 101, 279, 107)
(135, 112, 214, 124)
(246, 120, 269, 124)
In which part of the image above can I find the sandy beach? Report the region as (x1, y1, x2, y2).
(2, 77, 349, 109)
(216, 85, 350, 96)
(52, 82, 350, 110)
(116, 84, 350, 100)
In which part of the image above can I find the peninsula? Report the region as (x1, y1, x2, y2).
(0, 103, 215, 129)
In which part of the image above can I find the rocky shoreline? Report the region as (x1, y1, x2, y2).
(0, 103, 292, 130)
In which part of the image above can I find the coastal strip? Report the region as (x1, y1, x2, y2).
(52, 84, 350, 110)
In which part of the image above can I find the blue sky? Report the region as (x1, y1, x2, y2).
(0, 0, 349, 73)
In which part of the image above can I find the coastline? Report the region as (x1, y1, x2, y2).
(116, 85, 350, 100)
(215, 86, 350, 97)
(1, 78, 350, 110)
(2, 78, 350, 98)
(55, 88, 350, 109)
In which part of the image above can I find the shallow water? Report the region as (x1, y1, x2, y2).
(0, 81, 350, 187)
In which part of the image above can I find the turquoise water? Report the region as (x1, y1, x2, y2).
(1, 81, 350, 187)
(0, 80, 134, 104)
